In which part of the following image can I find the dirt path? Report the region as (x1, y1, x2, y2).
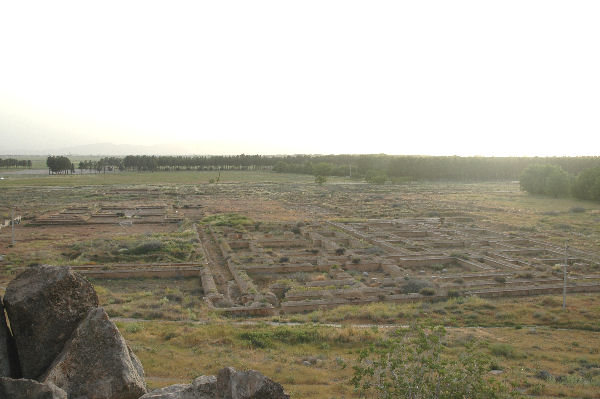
(113, 317, 587, 334)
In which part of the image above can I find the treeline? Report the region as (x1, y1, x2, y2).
(519, 165, 571, 197)
(123, 154, 273, 171)
(272, 155, 600, 181)
(78, 157, 124, 173)
(572, 167, 600, 201)
(47, 154, 600, 192)
(0, 158, 32, 168)
(520, 164, 600, 201)
(72, 155, 274, 172)
(46, 156, 74, 174)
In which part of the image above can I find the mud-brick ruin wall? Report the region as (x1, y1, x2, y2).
(80, 267, 202, 279)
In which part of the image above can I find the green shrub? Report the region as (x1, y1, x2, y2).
(365, 170, 387, 185)
(352, 324, 510, 399)
(125, 322, 143, 334)
(131, 240, 163, 255)
(572, 166, 600, 201)
(490, 343, 523, 359)
(401, 278, 431, 294)
(520, 164, 570, 198)
(539, 297, 560, 307)
(314, 175, 326, 185)
(239, 326, 323, 349)
(203, 213, 253, 227)
(239, 331, 273, 348)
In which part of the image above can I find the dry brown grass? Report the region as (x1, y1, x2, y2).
(117, 320, 600, 398)
(2, 178, 600, 398)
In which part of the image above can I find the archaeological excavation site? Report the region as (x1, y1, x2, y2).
(1, 179, 600, 398)
(2, 182, 599, 317)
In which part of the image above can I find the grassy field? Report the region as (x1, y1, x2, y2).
(279, 294, 600, 331)
(1, 171, 600, 398)
(92, 269, 600, 398)
(94, 278, 208, 321)
(94, 275, 600, 330)
(0, 170, 346, 186)
(115, 298, 600, 398)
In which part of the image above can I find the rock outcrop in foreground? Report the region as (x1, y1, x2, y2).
(0, 377, 67, 399)
(140, 367, 289, 399)
(0, 298, 18, 378)
(3, 265, 99, 379)
(41, 308, 147, 399)
(0, 265, 289, 399)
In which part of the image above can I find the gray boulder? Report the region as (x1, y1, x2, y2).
(3, 265, 98, 378)
(0, 299, 10, 377)
(139, 376, 216, 399)
(0, 298, 19, 378)
(217, 367, 289, 399)
(140, 384, 190, 399)
(41, 307, 147, 399)
(138, 368, 288, 399)
(0, 377, 67, 399)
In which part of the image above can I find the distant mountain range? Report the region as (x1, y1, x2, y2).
(5, 142, 208, 156)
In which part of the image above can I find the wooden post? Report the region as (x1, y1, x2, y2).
(11, 208, 15, 247)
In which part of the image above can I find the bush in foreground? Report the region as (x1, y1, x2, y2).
(352, 323, 511, 399)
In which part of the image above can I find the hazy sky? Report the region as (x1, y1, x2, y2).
(1, 1, 599, 155)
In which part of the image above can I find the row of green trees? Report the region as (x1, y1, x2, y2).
(274, 161, 350, 177)
(85, 154, 600, 180)
(46, 156, 74, 174)
(84, 157, 126, 173)
(273, 155, 600, 182)
(520, 164, 600, 201)
(0, 158, 31, 168)
(46, 154, 600, 198)
(122, 154, 274, 171)
(54, 155, 277, 174)
(572, 167, 600, 201)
